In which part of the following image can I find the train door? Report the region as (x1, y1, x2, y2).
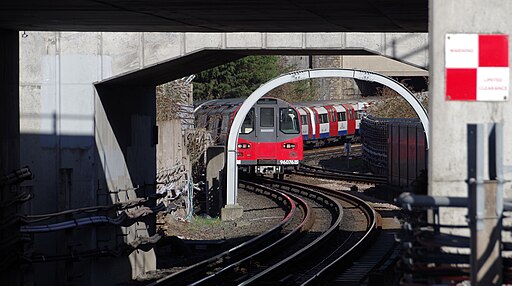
(354, 102, 366, 134)
(255, 104, 277, 159)
(342, 104, 356, 136)
(314, 107, 329, 139)
(311, 107, 320, 139)
(304, 107, 316, 139)
(325, 105, 338, 137)
(298, 108, 310, 140)
(334, 105, 347, 136)
(306, 112, 313, 139)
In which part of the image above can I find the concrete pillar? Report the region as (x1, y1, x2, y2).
(0, 30, 20, 284)
(206, 146, 225, 217)
(429, 0, 512, 229)
(95, 84, 157, 280)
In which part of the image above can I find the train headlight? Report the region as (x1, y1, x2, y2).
(283, 143, 296, 149)
(237, 143, 251, 149)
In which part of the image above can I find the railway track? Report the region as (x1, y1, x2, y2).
(236, 177, 344, 285)
(248, 177, 382, 285)
(149, 180, 320, 286)
(150, 176, 386, 285)
(294, 163, 387, 184)
(303, 144, 362, 161)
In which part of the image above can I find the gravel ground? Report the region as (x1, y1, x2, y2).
(159, 187, 285, 241)
(135, 187, 287, 282)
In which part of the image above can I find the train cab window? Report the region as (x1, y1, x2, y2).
(260, 108, 274, 127)
(241, 109, 254, 134)
(280, 108, 300, 134)
(319, 114, 328, 124)
(221, 115, 229, 132)
(338, 112, 346, 121)
(301, 115, 308, 126)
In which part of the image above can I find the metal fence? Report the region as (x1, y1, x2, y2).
(361, 115, 428, 189)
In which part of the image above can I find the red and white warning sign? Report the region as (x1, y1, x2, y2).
(446, 34, 509, 101)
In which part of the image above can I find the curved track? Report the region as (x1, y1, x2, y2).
(303, 144, 361, 161)
(247, 177, 380, 285)
(294, 163, 387, 184)
(149, 180, 314, 286)
(149, 175, 382, 286)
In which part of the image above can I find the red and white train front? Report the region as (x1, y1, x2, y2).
(195, 97, 303, 176)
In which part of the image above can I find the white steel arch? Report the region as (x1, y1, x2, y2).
(226, 68, 429, 207)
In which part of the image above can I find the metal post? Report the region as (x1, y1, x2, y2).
(467, 124, 502, 286)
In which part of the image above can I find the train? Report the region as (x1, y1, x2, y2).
(294, 100, 369, 148)
(194, 97, 304, 178)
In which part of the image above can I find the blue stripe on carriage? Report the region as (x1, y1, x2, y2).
(319, 132, 330, 139)
(338, 130, 347, 136)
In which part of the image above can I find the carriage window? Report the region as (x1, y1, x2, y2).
(301, 115, 308, 126)
(280, 108, 300, 134)
(319, 114, 328, 124)
(260, 108, 274, 127)
(338, 112, 346, 121)
(240, 109, 254, 134)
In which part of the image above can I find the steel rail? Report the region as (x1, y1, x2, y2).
(295, 163, 387, 184)
(304, 183, 379, 285)
(256, 177, 379, 285)
(303, 144, 362, 160)
(238, 177, 346, 285)
(187, 180, 314, 286)
(149, 182, 301, 286)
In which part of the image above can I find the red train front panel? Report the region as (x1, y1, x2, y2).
(235, 98, 303, 175)
(342, 103, 356, 137)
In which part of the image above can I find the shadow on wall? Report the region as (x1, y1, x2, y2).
(19, 133, 134, 285)
(19, 82, 159, 284)
(387, 34, 429, 69)
(95, 84, 157, 199)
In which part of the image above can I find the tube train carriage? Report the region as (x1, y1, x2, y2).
(194, 97, 303, 177)
(295, 100, 368, 148)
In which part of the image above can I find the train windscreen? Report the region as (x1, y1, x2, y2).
(260, 108, 275, 127)
(241, 109, 254, 134)
(279, 108, 300, 134)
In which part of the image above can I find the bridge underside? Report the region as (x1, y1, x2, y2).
(0, 1, 427, 32)
(98, 48, 427, 87)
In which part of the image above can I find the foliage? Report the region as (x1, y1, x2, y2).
(156, 79, 193, 121)
(193, 56, 318, 102)
(192, 215, 222, 226)
(267, 79, 319, 103)
(193, 56, 281, 100)
(366, 79, 429, 118)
